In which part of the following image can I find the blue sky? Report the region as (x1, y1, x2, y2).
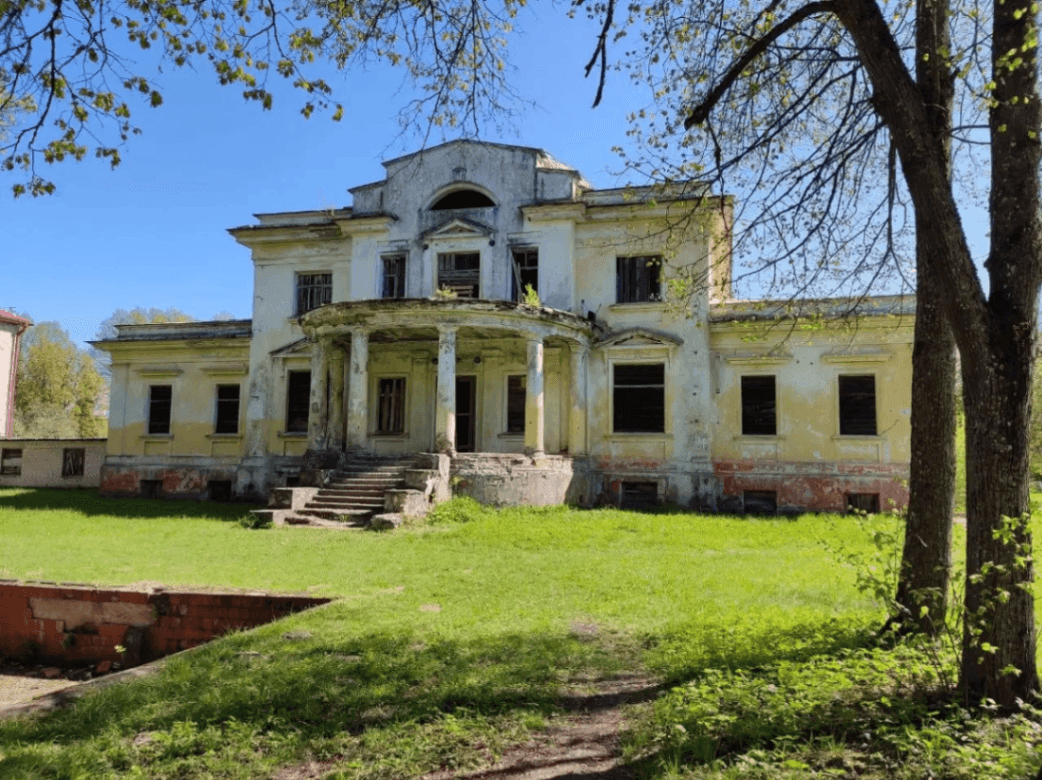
(1, 9, 645, 349)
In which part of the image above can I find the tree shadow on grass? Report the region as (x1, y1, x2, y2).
(0, 487, 254, 522)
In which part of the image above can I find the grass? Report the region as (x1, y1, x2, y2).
(0, 489, 1039, 779)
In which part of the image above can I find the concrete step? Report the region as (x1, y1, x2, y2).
(315, 491, 387, 502)
(297, 507, 374, 521)
(307, 501, 384, 512)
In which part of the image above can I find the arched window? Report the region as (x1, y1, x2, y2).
(430, 189, 495, 210)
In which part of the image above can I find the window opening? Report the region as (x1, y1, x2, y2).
(296, 272, 332, 314)
(616, 255, 662, 303)
(511, 249, 539, 302)
(456, 376, 477, 452)
(506, 375, 525, 434)
(286, 371, 311, 433)
(620, 481, 659, 509)
(148, 385, 172, 435)
(209, 480, 233, 502)
(376, 377, 406, 434)
(382, 255, 406, 298)
(438, 252, 480, 298)
(839, 375, 877, 435)
(613, 363, 665, 433)
(846, 493, 880, 513)
(744, 490, 777, 515)
(741, 376, 777, 435)
(62, 448, 85, 477)
(215, 384, 240, 434)
(0, 448, 22, 476)
(140, 479, 162, 499)
(430, 189, 495, 210)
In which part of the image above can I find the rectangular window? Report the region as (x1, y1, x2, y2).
(376, 378, 406, 434)
(744, 490, 778, 515)
(62, 448, 85, 478)
(741, 376, 777, 435)
(382, 254, 406, 298)
(506, 375, 525, 433)
(140, 479, 162, 499)
(296, 272, 332, 314)
(511, 249, 539, 302)
(209, 480, 233, 502)
(148, 385, 172, 435)
(286, 371, 311, 433)
(214, 384, 241, 434)
(616, 255, 662, 303)
(839, 375, 877, 435)
(0, 448, 22, 476)
(437, 252, 480, 298)
(847, 493, 880, 513)
(613, 363, 665, 433)
(620, 481, 659, 509)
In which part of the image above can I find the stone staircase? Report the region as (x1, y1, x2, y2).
(296, 455, 421, 526)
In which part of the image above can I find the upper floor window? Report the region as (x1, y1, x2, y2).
(296, 272, 332, 314)
(511, 249, 539, 302)
(382, 255, 406, 299)
(741, 376, 776, 436)
(215, 384, 241, 434)
(430, 189, 495, 210)
(148, 385, 172, 435)
(838, 375, 877, 435)
(438, 252, 480, 298)
(616, 255, 662, 303)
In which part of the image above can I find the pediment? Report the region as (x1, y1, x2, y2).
(422, 217, 493, 240)
(269, 338, 311, 357)
(596, 327, 684, 348)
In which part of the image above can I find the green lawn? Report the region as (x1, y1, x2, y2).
(0, 489, 1038, 779)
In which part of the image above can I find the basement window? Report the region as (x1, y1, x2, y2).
(839, 375, 877, 435)
(616, 255, 662, 303)
(381, 254, 406, 299)
(285, 371, 311, 433)
(846, 493, 880, 513)
(511, 248, 539, 302)
(140, 479, 162, 499)
(209, 480, 233, 502)
(0, 448, 22, 476)
(741, 376, 776, 435)
(620, 481, 659, 509)
(744, 490, 777, 515)
(430, 189, 495, 210)
(62, 448, 85, 478)
(148, 385, 172, 435)
(613, 363, 665, 433)
(438, 252, 480, 298)
(214, 384, 240, 434)
(506, 375, 525, 434)
(376, 378, 406, 434)
(296, 272, 332, 314)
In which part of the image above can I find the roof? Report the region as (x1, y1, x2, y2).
(709, 295, 916, 324)
(0, 309, 32, 329)
(91, 319, 253, 345)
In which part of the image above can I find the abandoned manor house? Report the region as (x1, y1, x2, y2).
(94, 140, 914, 515)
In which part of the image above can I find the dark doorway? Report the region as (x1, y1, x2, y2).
(456, 376, 477, 452)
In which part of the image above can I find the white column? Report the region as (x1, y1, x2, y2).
(346, 328, 369, 450)
(328, 346, 346, 451)
(308, 339, 330, 450)
(568, 343, 588, 456)
(525, 337, 545, 456)
(435, 326, 457, 454)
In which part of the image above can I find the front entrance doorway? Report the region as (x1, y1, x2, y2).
(456, 376, 476, 452)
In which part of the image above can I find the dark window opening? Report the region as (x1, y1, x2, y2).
(839, 375, 877, 435)
(286, 371, 311, 433)
(62, 448, 85, 478)
(382, 255, 406, 298)
(438, 252, 480, 298)
(511, 249, 539, 302)
(285, 475, 301, 487)
(741, 376, 777, 436)
(215, 384, 240, 434)
(1, 448, 22, 476)
(140, 479, 162, 499)
(744, 490, 777, 515)
(430, 189, 495, 210)
(506, 375, 525, 433)
(376, 377, 406, 434)
(148, 385, 172, 435)
(209, 480, 233, 502)
(621, 481, 659, 509)
(613, 363, 665, 433)
(847, 493, 880, 513)
(616, 255, 662, 303)
(296, 272, 332, 314)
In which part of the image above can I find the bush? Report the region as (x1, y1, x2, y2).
(426, 496, 485, 525)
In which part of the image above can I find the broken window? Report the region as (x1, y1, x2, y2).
(437, 252, 480, 298)
(613, 363, 665, 433)
(838, 375, 877, 435)
(376, 377, 406, 434)
(430, 189, 495, 210)
(0, 448, 22, 476)
(296, 272, 332, 314)
(616, 255, 662, 303)
(744, 490, 777, 515)
(140, 479, 162, 499)
(741, 376, 777, 435)
(209, 480, 233, 502)
(286, 371, 311, 433)
(381, 255, 406, 299)
(62, 448, 85, 478)
(506, 375, 525, 433)
(148, 385, 172, 435)
(620, 481, 659, 509)
(215, 384, 240, 434)
(511, 249, 539, 302)
(846, 493, 880, 513)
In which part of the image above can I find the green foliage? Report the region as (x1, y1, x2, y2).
(521, 283, 541, 306)
(425, 496, 486, 525)
(13, 320, 106, 439)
